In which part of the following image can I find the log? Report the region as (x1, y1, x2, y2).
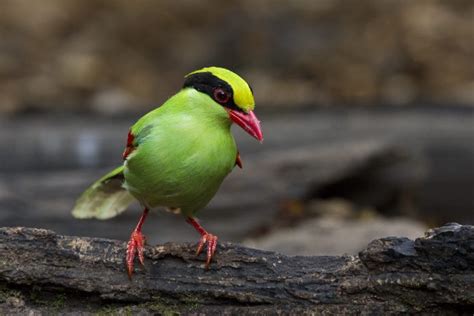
(1, 223, 473, 314)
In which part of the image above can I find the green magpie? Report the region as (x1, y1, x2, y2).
(72, 67, 263, 278)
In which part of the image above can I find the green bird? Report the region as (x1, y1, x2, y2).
(72, 67, 263, 278)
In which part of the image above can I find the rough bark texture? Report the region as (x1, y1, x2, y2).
(0, 223, 473, 314)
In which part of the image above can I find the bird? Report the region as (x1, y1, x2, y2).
(72, 66, 263, 278)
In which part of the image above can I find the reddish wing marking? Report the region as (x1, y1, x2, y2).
(235, 152, 243, 168)
(122, 130, 135, 160)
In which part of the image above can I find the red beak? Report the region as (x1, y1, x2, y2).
(228, 110, 263, 142)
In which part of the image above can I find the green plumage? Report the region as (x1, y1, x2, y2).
(73, 87, 237, 219)
(73, 67, 261, 273)
(72, 166, 135, 219)
(124, 88, 237, 216)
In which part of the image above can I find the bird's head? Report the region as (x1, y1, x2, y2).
(183, 66, 263, 142)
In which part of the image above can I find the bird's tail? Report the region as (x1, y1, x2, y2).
(72, 165, 135, 220)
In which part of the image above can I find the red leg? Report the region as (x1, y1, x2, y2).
(186, 217, 218, 268)
(126, 207, 149, 279)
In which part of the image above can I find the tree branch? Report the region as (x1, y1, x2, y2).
(0, 223, 473, 314)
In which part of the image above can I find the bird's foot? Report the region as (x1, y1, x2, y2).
(126, 229, 146, 279)
(186, 217, 218, 268)
(196, 233, 218, 268)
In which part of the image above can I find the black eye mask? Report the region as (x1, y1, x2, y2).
(183, 72, 243, 112)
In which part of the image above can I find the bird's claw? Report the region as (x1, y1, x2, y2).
(196, 233, 218, 268)
(126, 230, 146, 279)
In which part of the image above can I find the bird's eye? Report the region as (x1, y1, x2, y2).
(213, 88, 230, 104)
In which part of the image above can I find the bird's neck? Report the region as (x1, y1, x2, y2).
(166, 88, 232, 130)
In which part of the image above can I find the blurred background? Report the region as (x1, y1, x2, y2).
(0, 0, 473, 256)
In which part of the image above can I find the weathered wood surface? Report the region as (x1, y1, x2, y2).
(0, 223, 473, 314)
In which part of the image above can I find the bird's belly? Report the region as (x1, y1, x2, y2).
(123, 132, 236, 215)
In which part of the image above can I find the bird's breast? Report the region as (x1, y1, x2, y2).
(123, 120, 237, 212)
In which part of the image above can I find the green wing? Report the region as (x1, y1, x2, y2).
(72, 165, 135, 220)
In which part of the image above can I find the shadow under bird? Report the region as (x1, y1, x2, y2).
(72, 67, 263, 278)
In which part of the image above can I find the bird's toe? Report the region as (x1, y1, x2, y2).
(126, 230, 146, 279)
(205, 234, 218, 268)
